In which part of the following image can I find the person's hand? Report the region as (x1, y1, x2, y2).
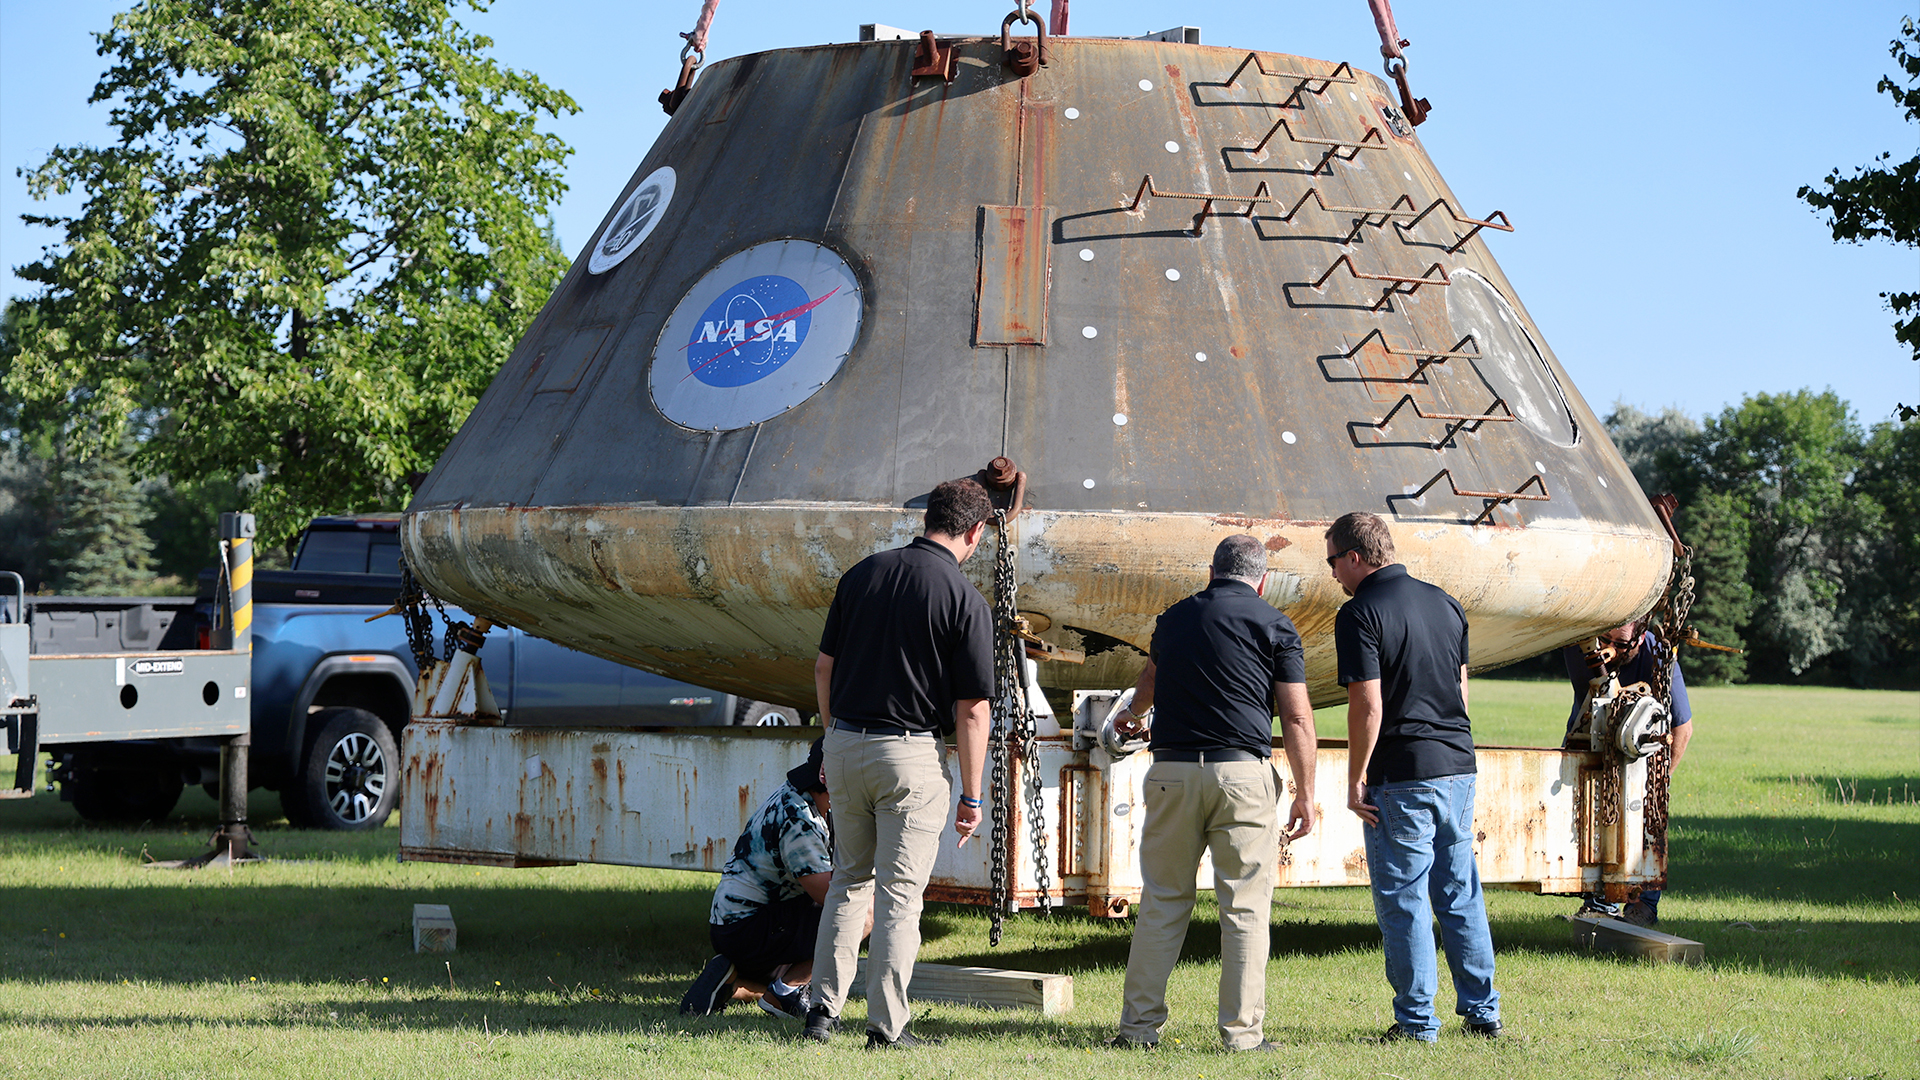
(1348, 780, 1379, 826)
(1283, 794, 1317, 840)
(955, 800, 983, 846)
(1112, 707, 1144, 738)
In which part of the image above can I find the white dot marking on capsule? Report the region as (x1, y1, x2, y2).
(1079, 248, 1095, 262)
(1165, 268, 1181, 281)
(1403, 171, 1413, 181)
(1113, 413, 1128, 426)
(1083, 478, 1097, 489)
(1139, 79, 1154, 91)
(1282, 430, 1297, 444)
(1534, 460, 1546, 474)
(1064, 107, 1080, 119)
(1598, 475, 1609, 488)
(1349, 91, 1358, 101)
(1165, 140, 1181, 153)
(1082, 326, 1098, 339)
(1195, 352, 1208, 362)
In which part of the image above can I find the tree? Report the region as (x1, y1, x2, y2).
(1853, 419, 1920, 682)
(1604, 403, 1703, 504)
(1798, 17, 1920, 421)
(1698, 391, 1876, 679)
(45, 439, 157, 595)
(1674, 489, 1753, 683)
(6, 0, 576, 548)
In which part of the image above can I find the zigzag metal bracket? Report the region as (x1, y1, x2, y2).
(1403, 469, 1551, 526)
(1223, 53, 1356, 107)
(1308, 255, 1450, 311)
(1127, 175, 1278, 236)
(1342, 329, 1481, 381)
(1395, 198, 1515, 253)
(1366, 394, 1517, 448)
(1229, 118, 1385, 175)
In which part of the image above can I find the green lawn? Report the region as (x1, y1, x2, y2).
(0, 682, 1914, 1078)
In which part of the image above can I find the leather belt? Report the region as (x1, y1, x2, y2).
(1152, 748, 1266, 763)
(832, 719, 931, 737)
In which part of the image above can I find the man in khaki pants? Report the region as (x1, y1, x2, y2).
(805, 478, 996, 1049)
(1110, 534, 1318, 1052)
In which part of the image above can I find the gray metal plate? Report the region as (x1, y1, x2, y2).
(34, 650, 251, 743)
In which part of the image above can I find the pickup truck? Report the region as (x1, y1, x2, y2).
(44, 515, 801, 830)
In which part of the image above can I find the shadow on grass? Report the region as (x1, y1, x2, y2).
(1753, 774, 1920, 807)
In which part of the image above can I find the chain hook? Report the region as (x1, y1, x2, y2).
(1000, 7, 1048, 77)
(1386, 57, 1431, 126)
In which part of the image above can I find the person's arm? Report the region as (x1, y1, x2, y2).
(1273, 680, 1318, 839)
(1345, 679, 1383, 825)
(953, 696, 991, 844)
(1667, 656, 1692, 769)
(1113, 660, 1157, 737)
(1669, 719, 1692, 768)
(813, 652, 834, 728)
(1460, 665, 1470, 714)
(797, 871, 830, 905)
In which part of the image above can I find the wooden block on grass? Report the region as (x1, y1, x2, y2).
(1566, 914, 1703, 965)
(413, 903, 456, 953)
(852, 958, 1072, 1015)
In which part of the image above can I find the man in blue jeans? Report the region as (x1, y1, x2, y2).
(1327, 512, 1501, 1042)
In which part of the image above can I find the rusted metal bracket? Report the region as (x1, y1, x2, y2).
(1230, 118, 1386, 175)
(1387, 58, 1431, 126)
(1224, 53, 1356, 107)
(1001, 9, 1048, 76)
(1272, 189, 1419, 243)
(913, 30, 957, 82)
(974, 455, 1029, 524)
(1013, 616, 1085, 663)
(1405, 469, 1550, 525)
(1396, 198, 1513, 253)
(658, 53, 700, 116)
(1127, 175, 1277, 236)
(1367, 394, 1516, 447)
(1308, 254, 1449, 311)
(1343, 329, 1480, 381)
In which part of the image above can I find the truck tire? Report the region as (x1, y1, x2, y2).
(295, 707, 399, 830)
(733, 700, 802, 726)
(69, 765, 184, 823)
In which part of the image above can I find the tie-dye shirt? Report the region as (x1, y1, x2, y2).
(709, 782, 833, 925)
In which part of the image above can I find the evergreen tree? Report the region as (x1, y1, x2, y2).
(1674, 489, 1752, 684)
(46, 438, 157, 595)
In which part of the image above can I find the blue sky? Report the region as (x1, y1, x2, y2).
(3, 0, 1915, 425)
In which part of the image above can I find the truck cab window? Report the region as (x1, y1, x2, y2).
(294, 531, 371, 573)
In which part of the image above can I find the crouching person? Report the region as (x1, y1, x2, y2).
(681, 737, 866, 1019)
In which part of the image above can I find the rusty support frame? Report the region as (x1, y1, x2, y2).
(1406, 469, 1552, 526)
(1368, 394, 1516, 447)
(1396, 198, 1515, 253)
(912, 30, 957, 82)
(1342, 329, 1481, 381)
(1231, 119, 1385, 175)
(1128, 175, 1277, 236)
(1309, 255, 1450, 311)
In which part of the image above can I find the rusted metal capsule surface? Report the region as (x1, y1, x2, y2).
(404, 33, 1670, 710)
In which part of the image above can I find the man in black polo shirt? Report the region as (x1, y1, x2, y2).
(1327, 511, 1501, 1043)
(1110, 534, 1318, 1052)
(804, 478, 995, 1050)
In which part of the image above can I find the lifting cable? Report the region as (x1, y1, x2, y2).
(1365, 0, 1431, 125)
(659, 0, 721, 115)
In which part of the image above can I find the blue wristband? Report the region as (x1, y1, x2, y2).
(959, 795, 983, 808)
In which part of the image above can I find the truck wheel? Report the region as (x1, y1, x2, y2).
(69, 766, 184, 823)
(296, 707, 399, 830)
(733, 700, 802, 727)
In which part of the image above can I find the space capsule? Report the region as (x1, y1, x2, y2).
(402, 27, 1671, 711)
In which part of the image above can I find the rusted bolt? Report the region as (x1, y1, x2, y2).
(985, 456, 1019, 489)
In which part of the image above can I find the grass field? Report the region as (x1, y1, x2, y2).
(0, 682, 1914, 1079)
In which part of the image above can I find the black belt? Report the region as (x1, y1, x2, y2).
(833, 719, 932, 737)
(1153, 748, 1266, 763)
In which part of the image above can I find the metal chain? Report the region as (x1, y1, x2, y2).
(1001, 514, 1052, 917)
(398, 564, 436, 673)
(1641, 548, 1693, 858)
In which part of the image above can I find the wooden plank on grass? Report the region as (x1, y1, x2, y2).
(1566, 914, 1704, 965)
(851, 958, 1073, 1015)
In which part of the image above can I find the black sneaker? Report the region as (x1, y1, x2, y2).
(1106, 1035, 1158, 1050)
(677, 955, 735, 1016)
(866, 1028, 942, 1049)
(757, 983, 808, 1021)
(1622, 899, 1659, 926)
(1464, 1019, 1504, 1038)
(1376, 1023, 1434, 1043)
(802, 1004, 840, 1043)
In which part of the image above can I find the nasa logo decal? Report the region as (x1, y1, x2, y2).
(652, 240, 862, 431)
(588, 166, 674, 275)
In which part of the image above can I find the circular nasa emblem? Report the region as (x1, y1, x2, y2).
(651, 239, 862, 430)
(588, 166, 674, 275)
